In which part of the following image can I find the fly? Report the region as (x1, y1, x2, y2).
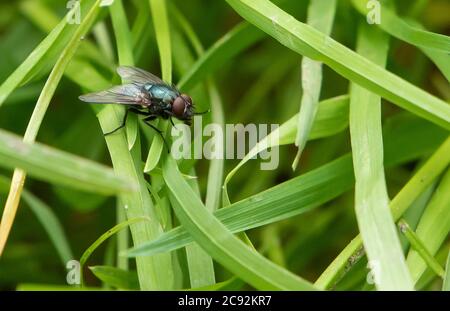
(79, 66, 206, 148)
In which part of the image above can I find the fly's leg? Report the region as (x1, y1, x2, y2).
(104, 108, 148, 136)
(169, 117, 175, 127)
(104, 109, 129, 136)
(143, 116, 170, 152)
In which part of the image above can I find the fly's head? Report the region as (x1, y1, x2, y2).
(172, 94, 194, 125)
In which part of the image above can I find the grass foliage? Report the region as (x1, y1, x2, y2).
(0, 0, 449, 291)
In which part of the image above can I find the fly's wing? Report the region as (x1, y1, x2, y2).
(117, 66, 166, 85)
(79, 84, 143, 104)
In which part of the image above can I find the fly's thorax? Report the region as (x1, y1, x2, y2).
(146, 84, 178, 104)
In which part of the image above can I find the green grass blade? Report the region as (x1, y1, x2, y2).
(352, 0, 450, 53)
(161, 157, 316, 290)
(79, 216, 150, 285)
(406, 168, 450, 283)
(109, 0, 136, 273)
(144, 0, 172, 172)
(181, 175, 216, 288)
(0, 0, 97, 107)
(0, 176, 73, 266)
(398, 219, 445, 279)
(20, 0, 113, 73)
(444, 251, 450, 291)
(225, 0, 450, 130)
(350, 23, 413, 290)
(223, 95, 349, 204)
(110, 0, 138, 150)
(351, 0, 449, 81)
(0, 129, 133, 194)
(293, 0, 337, 169)
(89, 266, 139, 290)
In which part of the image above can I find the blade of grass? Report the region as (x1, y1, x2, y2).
(223, 95, 349, 204)
(20, 0, 113, 73)
(406, 168, 450, 283)
(144, 0, 172, 172)
(349, 23, 413, 290)
(444, 252, 450, 291)
(398, 219, 445, 279)
(183, 176, 216, 288)
(0, 176, 73, 266)
(351, 0, 450, 81)
(92, 22, 115, 63)
(0, 129, 133, 193)
(89, 266, 139, 290)
(109, 0, 138, 150)
(162, 156, 316, 290)
(225, 0, 450, 130)
(315, 136, 450, 289)
(79, 216, 150, 285)
(0, 1, 103, 256)
(0, 0, 97, 107)
(292, 0, 337, 169)
(351, 0, 450, 53)
(109, 0, 135, 271)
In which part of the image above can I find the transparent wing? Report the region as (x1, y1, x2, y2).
(117, 66, 166, 85)
(79, 84, 143, 105)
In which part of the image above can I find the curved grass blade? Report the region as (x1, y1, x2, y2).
(225, 0, 450, 130)
(0, 0, 98, 107)
(406, 168, 450, 283)
(349, 23, 413, 290)
(110, 0, 138, 150)
(161, 156, 316, 290)
(223, 95, 349, 204)
(293, 0, 337, 169)
(352, 0, 450, 53)
(89, 266, 139, 290)
(351, 0, 450, 81)
(144, 0, 172, 172)
(0, 129, 133, 194)
(444, 252, 450, 291)
(79, 217, 150, 284)
(398, 219, 445, 279)
(108, 0, 135, 272)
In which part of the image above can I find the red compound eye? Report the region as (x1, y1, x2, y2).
(172, 96, 186, 117)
